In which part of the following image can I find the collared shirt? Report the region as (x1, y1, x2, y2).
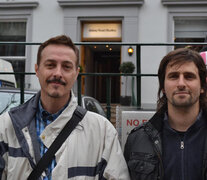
(162, 111, 207, 180)
(36, 100, 68, 180)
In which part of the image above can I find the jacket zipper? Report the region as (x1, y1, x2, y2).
(180, 141, 184, 149)
(180, 138, 185, 180)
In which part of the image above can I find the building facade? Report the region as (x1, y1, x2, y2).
(0, 0, 207, 105)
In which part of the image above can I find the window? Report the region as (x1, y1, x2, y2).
(174, 19, 207, 51)
(0, 22, 26, 56)
(0, 1, 38, 88)
(163, 1, 207, 52)
(0, 21, 26, 86)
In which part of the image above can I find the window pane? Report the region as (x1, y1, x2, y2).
(175, 19, 207, 38)
(9, 59, 25, 87)
(174, 19, 207, 52)
(174, 37, 204, 52)
(0, 22, 26, 56)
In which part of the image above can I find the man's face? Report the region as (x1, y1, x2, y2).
(163, 61, 204, 108)
(35, 44, 79, 101)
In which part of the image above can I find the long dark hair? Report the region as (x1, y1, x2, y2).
(157, 48, 207, 113)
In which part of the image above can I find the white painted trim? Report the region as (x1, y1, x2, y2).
(58, 0, 144, 7)
(0, 1, 39, 8)
(162, 0, 207, 5)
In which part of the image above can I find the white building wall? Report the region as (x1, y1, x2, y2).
(26, 0, 174, 105)
(1, 0, 206, 106)
(139, 0, 169, 105)
(28, 0, 64, 90)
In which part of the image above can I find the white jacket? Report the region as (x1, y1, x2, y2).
(0, 92, 130, 180)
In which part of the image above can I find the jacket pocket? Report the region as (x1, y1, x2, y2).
(128, 152, 158, 180)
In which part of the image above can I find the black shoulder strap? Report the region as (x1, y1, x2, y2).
(27, 106, 87, 180)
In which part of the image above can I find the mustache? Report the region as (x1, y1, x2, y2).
(46, 78, 66, 85)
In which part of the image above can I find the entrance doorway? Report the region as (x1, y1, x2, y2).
(81, 21, 122, 103)
(83, 45, 121, 103)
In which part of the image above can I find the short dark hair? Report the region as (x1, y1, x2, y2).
(157, 48, 207, 113)
(37, 35, 79, 68)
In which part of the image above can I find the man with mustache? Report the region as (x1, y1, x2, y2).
(0, 35, 130, 180)
(124, 48, 207, 180)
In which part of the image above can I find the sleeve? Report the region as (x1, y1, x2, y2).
(0, 155, 5, 180)
(124, 134, 132, 164)
(0, 113, 9, 180)
(101, 122, 131, 180)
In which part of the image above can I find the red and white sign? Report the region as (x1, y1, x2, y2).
(121, 111, 155, 150)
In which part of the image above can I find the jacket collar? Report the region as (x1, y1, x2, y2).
(39, 91, 78, 148)
(148, 111, 164, 133)
(8, 91, 41, 167)
(9, 91, 40, 129)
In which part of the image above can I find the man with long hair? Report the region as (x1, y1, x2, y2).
(124, 48, 207, 180)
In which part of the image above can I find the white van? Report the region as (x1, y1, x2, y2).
(0, 59, 17, 88)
